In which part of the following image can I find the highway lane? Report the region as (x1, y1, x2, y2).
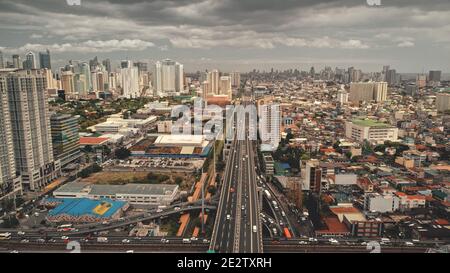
(236, 98, 263, 253)
(210, 132, 239, 253)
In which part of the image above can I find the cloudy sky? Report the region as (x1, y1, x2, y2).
(0, 0, 449, 73)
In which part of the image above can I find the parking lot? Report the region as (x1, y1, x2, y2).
(104, 158, 205, 172)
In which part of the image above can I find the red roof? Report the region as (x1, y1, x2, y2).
(79, 137, 109, 145)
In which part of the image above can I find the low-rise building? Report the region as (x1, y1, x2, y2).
(364, 193, 400, 213)
(53, 182, 179, 206)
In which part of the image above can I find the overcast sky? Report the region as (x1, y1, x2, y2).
(0, 0, 449, 73)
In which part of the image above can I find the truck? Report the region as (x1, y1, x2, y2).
(97, 237, 108, 243)
(283, 228, 292, 239)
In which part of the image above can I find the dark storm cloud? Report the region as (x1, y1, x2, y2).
(0, 0, 449, 72)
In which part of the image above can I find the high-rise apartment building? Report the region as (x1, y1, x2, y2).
(61, 71, 75, 97)
(0, 69, 60, 191)
(429, 70, 442, 83)
(0, 74, 22, 200)
(0, 51, 4, 69)
(349, 82, 388, 102)
(121, 62, 140, 98)
(50, 114, 81, 167)
(436, 93, 450, 112)
(230, 71, 241, 88)
(219, 76, 232, 99)
(12, 54, 22, 69)
(154, 59, 184, 97)
(257, 98, 281, 151)
(207, 69, 220, 95)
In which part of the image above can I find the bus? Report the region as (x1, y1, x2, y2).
(283, 228, 292, 239)
(0, 232, 12, 240)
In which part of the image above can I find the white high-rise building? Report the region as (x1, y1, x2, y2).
(0, 74, 22, 200)
(0, 69, 60, 192)
(208, 69, 220, 95)
(121, 62, 140, 98)
(175, 62, 184, 93)
(258, 99, 281, 151)
(337, 90, 349, 104)
(154, 59, 184, 97)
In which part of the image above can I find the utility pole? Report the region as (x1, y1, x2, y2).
(201, 168, 205, 236)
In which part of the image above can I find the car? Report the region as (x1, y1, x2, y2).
(329, 238, 339, 245)
(308, 237, 318, 242)
(161, 238, 169, 243)
(122, 239, 130, 243)
(241, 205, 245, 210)
(405, 241, 414, 246)
(126, 250, 134, 253)
(252, 225, 257, 233)
(20, 239, 29, 243)
(10, 250, 19, 253)
(360, 242, 367, 245)
(36, 238, 45, 243)
(190, 237, 198, 241)
(182, 238, 191, 244)
(226, 214, 231, 220)
(156, 209, 163, 213)
(17, 231, 25, 236)
(298, 241, 308, 245)
(203, 239, 210, 243)
(174, 207, 181, 211)
(61, 236, 69, 240)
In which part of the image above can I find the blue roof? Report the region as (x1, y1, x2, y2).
(47, 198, 126, 218)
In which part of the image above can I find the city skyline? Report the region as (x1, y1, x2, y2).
(0, 0, 449, 72)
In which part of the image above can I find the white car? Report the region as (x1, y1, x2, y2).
(174, 207, 181, 211)
(226, 214, 231, 220)
(17, 231, 25, 236)
(61, 236, 69, 240)
(122, 239, 130, 243)
(405, 241, 414, 246)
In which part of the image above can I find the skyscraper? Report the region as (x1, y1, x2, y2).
(258, 99, 281, 151)
(50, 114, 81, 167)
(121, 62, 140, 98)
(349, 82, 388, 102)
(219, 76, 232, 99)
(102, 58, 112, 73)
(39, 49, 51, 69)
(0, 69, 60, 191)
(230, 71, 241, 88)
(61, 71, 75, 97)
(0, 75, 22, 200)
(208, 69, 220, 95)
(154, 59, 184, 97)
(12, 54, 22, 69)
(23, 51, 36, 70)
(0, 51, 4, 69)
(386, 69, 397, 86)
(429, 70, 442, 83)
